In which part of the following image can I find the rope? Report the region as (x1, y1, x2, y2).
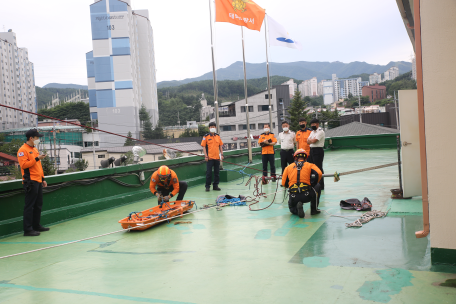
(339, 162, 399, 176)
(0, 104, 269, 174)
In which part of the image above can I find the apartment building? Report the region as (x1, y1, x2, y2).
(0, 30, 36, 131)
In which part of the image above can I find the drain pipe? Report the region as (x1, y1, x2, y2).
(413, 0, 430, 239)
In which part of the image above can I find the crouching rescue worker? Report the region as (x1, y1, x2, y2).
(18, 128, 49, 236)
(282, 149, 322, 218)
(149, 165, 187, 204)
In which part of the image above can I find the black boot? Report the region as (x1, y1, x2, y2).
(213, 186, 221, 191)
(205, 187, 210, 192)
(24, 230, 40, 236)
(311, 199, 320, 215)
(34, 226, 50, 232)
(297, 202, 305, 218)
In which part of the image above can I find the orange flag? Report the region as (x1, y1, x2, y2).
(215, 0, 265, 32)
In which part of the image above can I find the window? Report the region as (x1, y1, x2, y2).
(258, 105, 272, 112)
(279, 98, 284, 105)
(98, 155, 105, 158)
(265, 94, 273, 99)
(241, 106, 253, 112)
(74, 152, 81, 159)
(221, 125, 236, 131)
(239, 124, 256, 130)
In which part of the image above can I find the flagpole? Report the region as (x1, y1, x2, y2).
(208, 0, 220, 134)
(241, 26, 253, 163)
(264, 13, 273, 132)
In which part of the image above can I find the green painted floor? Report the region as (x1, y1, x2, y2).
(1, 149, 456, 304)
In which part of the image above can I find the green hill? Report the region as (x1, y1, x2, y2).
(36, 87, 89, 108)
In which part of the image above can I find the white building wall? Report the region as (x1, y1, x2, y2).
(282, 79, 297, 97)
(0, 31, 36, 131)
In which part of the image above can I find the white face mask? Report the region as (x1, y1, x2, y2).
(283, 127, 289, 132)
(264, 128, 270, 133)
(33, 139, 40, 146)
(210, 128, 216, 133)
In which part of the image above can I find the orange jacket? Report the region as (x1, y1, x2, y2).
(149, 169, 180, 197)
(201, 133, 223, 160)
(295, 129, 312, 153)
(282, 162, 322, 188)
(17, 143, 45, 183)
(258, 133, 277, 154)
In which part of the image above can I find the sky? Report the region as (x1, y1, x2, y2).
(0, 0, 413, 87)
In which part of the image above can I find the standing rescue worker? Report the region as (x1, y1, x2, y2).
(307, 118, 326, 190)
(201, 122, 224, 192)
(282, 149, 322, 218)
(149, 165, 187, 202)
(295, 117, 311, 153)
(277, 120, 296, 173)
(17, 129, 49, 236)
(258, 123, 277, 181)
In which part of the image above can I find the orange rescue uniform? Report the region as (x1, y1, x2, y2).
(295, 129, 312, 153)
(149, 169, 180, 197)
(17, 143, 45, 183)
(258, 133, 277, 154)
(282, 162, 322, 187)
(201, 133, 223, 160)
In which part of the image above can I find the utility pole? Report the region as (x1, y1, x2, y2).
(53, 123, 57, 175)
(358, 95, 363, 123)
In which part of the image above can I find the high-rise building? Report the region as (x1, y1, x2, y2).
(86, 0, 158, 147)
(281, 79, 297, 98)
(0, 30, 37, 131)
(317, 80, 324, 96)
(334, 76, 369, 100)
(369, 72, 382, 84)
(322, 80, 334, 105)
(383, 66, 400, 81)
(298, 77, 318, 97)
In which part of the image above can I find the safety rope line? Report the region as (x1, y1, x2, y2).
(0, 189, 283, 260)
(0, 104, 269, 174)
(339, 162, 399, 177)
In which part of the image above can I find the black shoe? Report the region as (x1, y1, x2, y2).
(205, 187, 210, 192)
(34, 226, 50, 232)
(297, 202, 305, 218)
(213, 186, 221, 191)
(311, 209, 321, 215)
(24, 230, 40, 236)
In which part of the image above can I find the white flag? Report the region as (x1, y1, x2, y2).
(267, 15, 302, 50)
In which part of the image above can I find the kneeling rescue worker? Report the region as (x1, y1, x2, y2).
(149, 166, 187, 204)
(282, 149, 322, 218)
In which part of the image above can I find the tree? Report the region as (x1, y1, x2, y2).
(0, 139, 23, 156)
(142, 120, 154, 139)
(360, 96, 370, 105)
(74, 159, 89, 171)
(286, 91, 308, 132)
(38, 101, 90, 124)
(348, 92, 354, 99)
(124, 131, 134, 146)
(198, 124, 209, 136)
(40, 148, 56, 176)
(139, 104, 149, 123)
(8, 165, 22, 180)
(179, 128, 199, 138)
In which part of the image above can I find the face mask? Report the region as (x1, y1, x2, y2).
(311, 126, 317, 131)
(33, 139, 40, 146)
(210, 128, 216, 133)
(300, 124, 306, 129)
(283, 127, 289, 132)
(264, 128, 270, 133)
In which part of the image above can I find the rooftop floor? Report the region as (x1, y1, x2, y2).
(1, 149, 455, 303)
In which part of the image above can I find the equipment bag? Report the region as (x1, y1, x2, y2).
(340, 197, 372, 211)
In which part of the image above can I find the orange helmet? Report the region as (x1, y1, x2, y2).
(293, 149, 308, 160)
(157, 165, 171, 182)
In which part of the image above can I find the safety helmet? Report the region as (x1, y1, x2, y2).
(293, 149, 308, 160)
(157, 165, 171, 182)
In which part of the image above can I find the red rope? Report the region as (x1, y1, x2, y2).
(0, 104, 267, 173)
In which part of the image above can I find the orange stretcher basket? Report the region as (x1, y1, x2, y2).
(118, 200, 195, 231)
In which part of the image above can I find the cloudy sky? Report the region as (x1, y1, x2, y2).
(0, 0, 413, 87)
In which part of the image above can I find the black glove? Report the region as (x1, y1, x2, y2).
(267, 139, 272, 143)
(260, 142, 267, 147)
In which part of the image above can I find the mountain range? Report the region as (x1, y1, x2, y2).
(157, 61, 412, 88)
(43, 83, 88, 90)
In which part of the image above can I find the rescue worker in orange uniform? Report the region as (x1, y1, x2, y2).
(17, 129, 49, 236)
(258, 123, 277, 180)
(149, 165, 187, 203)
(295, 117, 311, 153)
(282, 149, 322, 218)
(201, 122, 224, 192)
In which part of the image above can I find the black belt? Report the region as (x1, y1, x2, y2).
(281, 148, 294, 151)
(310, 147, 324, 150)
